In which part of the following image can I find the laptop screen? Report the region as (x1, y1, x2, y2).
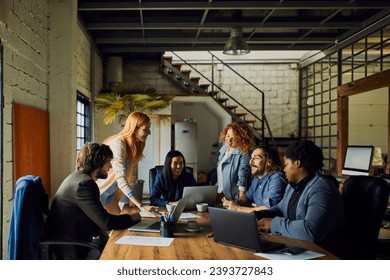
(182, 185, 217, 210)
(208, 207, 284, 252)
(342, 145, 374, 176)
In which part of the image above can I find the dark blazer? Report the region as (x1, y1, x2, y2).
(149, 172, 197, 206)
(45, 170, 136, 259)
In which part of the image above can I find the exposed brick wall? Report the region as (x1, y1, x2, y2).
(0, 0, 103, 258)
(0, 0, 50, 258)
(123, 62, 188, 95)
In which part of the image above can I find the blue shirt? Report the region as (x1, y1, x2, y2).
(149, 172, 197, 206)
(245, 171, 287, 208)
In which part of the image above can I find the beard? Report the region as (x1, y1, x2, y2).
(96, 168, 108, 180)
(251, 165, 266, 177)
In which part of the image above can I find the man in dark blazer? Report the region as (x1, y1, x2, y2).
(44, 142, 141, 259)
(255, 140, 347, 259)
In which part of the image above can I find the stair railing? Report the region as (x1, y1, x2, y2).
(171, 51, 276, 148)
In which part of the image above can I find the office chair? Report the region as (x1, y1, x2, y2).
(149, 165, 194, 194)
(342, 175, 390, 259)
(6, 175, 101, 260)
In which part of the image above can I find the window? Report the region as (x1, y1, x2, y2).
(76, 92, 91, 152)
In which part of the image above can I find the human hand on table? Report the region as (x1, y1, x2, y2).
(222, 197, 240, 210)
(130, 212, 141, 223)
(140, 205, 160, 217)
(257, 218, 273, 233)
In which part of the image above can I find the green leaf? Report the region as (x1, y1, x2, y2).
(95, 83, 173, 125)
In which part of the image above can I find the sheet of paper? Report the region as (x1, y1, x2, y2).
(179, 213, 200, 220)
(115, 236, 174, 247)
(255, 249, 325, 260)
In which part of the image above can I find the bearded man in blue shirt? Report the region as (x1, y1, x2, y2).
(222, 145, 287, 212)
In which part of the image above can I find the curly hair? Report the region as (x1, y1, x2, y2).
(218, 121, 255, 154)
(76, 143, 113, 175)
(284, 140, 324, 174)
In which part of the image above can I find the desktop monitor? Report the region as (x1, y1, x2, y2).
(342, 145, 374, 176)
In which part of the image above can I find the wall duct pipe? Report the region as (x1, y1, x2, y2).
(106, 56, 123, 89)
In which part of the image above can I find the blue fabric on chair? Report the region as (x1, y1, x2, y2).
(7, 175, 48, 260)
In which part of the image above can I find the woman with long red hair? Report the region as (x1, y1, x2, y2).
(97, 111, 155, 214)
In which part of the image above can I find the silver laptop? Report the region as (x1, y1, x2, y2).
(128, 196, 188, 233)
(208, 207, 285, 252)
(182, 185, 218, 210)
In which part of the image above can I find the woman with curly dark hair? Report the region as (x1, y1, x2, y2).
(216, 121, 255, 201)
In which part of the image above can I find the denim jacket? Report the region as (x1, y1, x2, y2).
(217, 144, 250, 200)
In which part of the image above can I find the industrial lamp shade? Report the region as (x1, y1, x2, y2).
(223, 27, 250, 55)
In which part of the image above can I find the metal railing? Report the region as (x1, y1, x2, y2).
(171, 51, 275, 147)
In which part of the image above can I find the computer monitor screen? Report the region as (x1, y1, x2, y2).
(342, 145, 374, 176)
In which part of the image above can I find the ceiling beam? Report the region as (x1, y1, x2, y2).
(95, 37, 335, 44)
(78, 1, 390, 11)
(86, 21, 361, 30)
(100, 44, 324, 53)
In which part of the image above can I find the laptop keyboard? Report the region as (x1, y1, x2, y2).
(146, 221, 161, 230)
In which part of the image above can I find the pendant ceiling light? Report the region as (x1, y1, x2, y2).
(223, 27, 250, 55)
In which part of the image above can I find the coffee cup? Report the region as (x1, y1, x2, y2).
(166, 203, 176, 212)
(196, 202, 208, 212)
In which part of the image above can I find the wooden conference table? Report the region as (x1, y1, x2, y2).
(100, 206, 337, 260)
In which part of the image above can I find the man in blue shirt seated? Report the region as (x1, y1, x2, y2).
(222, 145, 287, 212)
(255, 140, 347, 259)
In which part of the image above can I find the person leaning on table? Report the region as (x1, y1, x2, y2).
(222, 145, 287, 212)
(97, 111, 157, 215)
(44, 143, 141, 260)
(255, 140, 348, 259)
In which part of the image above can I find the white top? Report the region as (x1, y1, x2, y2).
(216, 152, 230, 194)
(96, 135, 137, 197)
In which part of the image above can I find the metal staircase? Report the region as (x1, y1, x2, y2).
(160, 52, 277, 147)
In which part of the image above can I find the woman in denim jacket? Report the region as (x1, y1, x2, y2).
(216, 121, 255, 201)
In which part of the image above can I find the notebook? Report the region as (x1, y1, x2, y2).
(208, 207, 285, 252)
(182, 185, 218, 210)
(128, 196, 188, 233)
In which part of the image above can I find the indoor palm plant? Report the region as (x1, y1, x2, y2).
(95, 84, 175, 125)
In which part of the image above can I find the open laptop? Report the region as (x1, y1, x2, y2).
(128, 196, 188, 233)
(182, 185, 218, 210)
(208, 207, 285, 252)
(341, 145, 374, 176)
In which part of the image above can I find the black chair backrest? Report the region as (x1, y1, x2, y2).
(342, 175, 390, 259)
(148, 165, 194, 194)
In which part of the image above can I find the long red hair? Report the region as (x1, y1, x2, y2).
(105, 111, 150, 163)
